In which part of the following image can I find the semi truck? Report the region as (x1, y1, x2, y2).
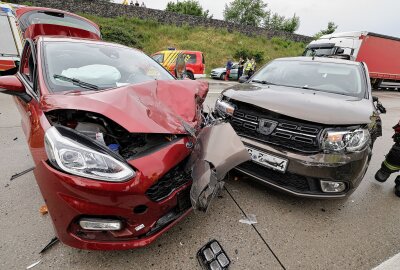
(304, 31, 400, 89)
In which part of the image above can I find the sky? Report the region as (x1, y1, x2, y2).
(114, 0, 399, 37)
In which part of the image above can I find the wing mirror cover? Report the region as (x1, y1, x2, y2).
(0, 75, 31, 103)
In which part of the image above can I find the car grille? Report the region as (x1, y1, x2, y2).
(237, 161, 321, 193)
(146, 159, 191, 202)
(229, 101, 324, 153)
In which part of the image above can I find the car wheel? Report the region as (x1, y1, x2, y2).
(186, 71, 195, 80)
(220, 73, 226, 80)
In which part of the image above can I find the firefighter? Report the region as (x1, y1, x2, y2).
(375, 120, 400, 197)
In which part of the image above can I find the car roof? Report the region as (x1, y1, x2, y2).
(158, 50, 202, 54)
(274, 56, 361, 66)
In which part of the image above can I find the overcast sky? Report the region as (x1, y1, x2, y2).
(114, 0, 399, 37)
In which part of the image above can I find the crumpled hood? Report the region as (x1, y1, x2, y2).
(41, 80, 209, 134)
(222, 83, 374, 125)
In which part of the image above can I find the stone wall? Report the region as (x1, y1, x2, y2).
(11, 0, 312, 43)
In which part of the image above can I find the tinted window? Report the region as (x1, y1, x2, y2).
(19, 11, 100, 36)
(186, 53, 197, 64)
(43, 41, 174, 93)
(0, 15, 18, 55)
(304, 47, 334, 57)
(252, 60, 365, 98)
(152, 53, 164, 64)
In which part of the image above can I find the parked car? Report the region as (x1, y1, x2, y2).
(304, 31, 400, 89)
(215, 57, 385, 198)
(151, 49, 206, 80)
(0, 4, 101, 76)
(0, 36, 249, 250)
(211, 63, 239, 80)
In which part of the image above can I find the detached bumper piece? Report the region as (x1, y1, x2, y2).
(197, 240, 230, 270)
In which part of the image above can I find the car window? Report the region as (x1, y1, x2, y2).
(19, 11, 100, 36)
(152, 53, 164, 64)
(42, 41, 174, 93)
(185, 53, 197, 64)
(252, 60, 365, 98)
(20, 45, 34, 86)
(0, 15, 18, 56)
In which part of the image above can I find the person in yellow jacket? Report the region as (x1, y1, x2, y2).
(244, 57, 252, 76)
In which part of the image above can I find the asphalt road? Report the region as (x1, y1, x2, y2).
(1, 79, 399, 270)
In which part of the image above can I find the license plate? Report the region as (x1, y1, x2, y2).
(246, 147, 288, 173)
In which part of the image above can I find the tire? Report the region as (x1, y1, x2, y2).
(186, 71, 195, 80)
(220, 73, 226, 80)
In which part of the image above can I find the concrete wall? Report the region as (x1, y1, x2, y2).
(11, 0, 312, 43)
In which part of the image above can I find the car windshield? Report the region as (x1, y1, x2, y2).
(42, 41, 174, 93)
(304, 47, 334, 56)
(19, 11, 100, 36)
(252, 60, 365, 98)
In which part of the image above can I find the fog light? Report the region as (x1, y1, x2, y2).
(79, 218, 122, 231)
(320, 180, 346, 193)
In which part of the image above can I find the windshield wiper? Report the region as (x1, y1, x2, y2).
(53, 74, 99, 90)
(251, 79, 277, 85)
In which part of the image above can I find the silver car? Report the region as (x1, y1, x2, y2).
(211, 63, 239, 80)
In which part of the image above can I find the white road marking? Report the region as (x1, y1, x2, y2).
(372, 252, 400, 270)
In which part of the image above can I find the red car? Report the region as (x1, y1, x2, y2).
(0, 36, 249, 250)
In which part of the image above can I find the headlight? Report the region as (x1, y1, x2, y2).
(45, 126, 135, 182)
(321, 128, 370, 152)
(215, 96, 235, 117)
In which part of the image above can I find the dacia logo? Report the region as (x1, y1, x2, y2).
(258, 119, 278, 135)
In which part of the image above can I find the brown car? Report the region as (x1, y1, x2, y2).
(215, 57, 385, 198)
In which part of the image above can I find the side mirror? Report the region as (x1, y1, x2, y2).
(239, 76, 248, 83)
(0, 75, 31, 103)
(336, 48, 345, 54)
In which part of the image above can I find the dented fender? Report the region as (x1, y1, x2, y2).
(188, 123, 251, 211)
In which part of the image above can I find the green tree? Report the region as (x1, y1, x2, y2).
(314, 22, 338, 39)
(166, 0, 213, 19)
(223, 0, 268, 27)
(264, 12, 300, 33)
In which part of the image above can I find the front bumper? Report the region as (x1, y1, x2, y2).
(236, 137, 371, 198)
(34, 138, 193, 250)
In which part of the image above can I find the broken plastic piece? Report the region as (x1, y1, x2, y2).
(39, 237, 59, 254)
(239, 214, 257, 225)
(188, 123, 251, 211)
(197, 239, 230, 270)
(39, 205, 48, 215)
(26, 260, 41, 269)
(10, 167, 35, 180)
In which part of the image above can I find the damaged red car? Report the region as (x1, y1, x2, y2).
(0, 36, 249, 250)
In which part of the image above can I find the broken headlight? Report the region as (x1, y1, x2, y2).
(45, 126, 135, 182)
(215, 96, 235, 117)
(321, 128, 370, 153)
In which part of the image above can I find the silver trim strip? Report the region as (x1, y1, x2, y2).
(275, 128, 316, 138)
(232, 116, 258, 125)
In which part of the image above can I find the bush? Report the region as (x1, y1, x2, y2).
(100, 24, 143, 49)
(233, 48, 264, 63)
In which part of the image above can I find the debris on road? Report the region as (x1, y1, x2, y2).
(239, 214, 257, 225)
(39, 205, 48, 215)
(39, 237, 59, 254)
(10, 167, 35, 181)
(13, 137, 18, 141)
(197, 239, 230, 270)
(26, 260, 41, 269)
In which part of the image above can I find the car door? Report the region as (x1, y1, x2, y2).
(13, 39, 44, 164)
(230, 64, 239, 80)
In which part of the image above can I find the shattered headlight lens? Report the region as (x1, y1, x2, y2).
(321, 128, 370, 152)
(215, 96, 235, 117)
(45, 127, 135, 182)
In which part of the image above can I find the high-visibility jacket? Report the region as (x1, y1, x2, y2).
(245, 61, 253, 71)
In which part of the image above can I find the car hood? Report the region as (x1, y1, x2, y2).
(222, 83, 373, 125)
(41, 80, 208, 134)
(211, 68, 226, 72)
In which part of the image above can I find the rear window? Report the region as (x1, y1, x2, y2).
(252, 60, 365, 98)
(19, 11, 100, 36)
(0, 15, 18, 56)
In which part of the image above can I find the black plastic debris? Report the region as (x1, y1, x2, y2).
(197, 239, 230, 270)
(39, 237, 59, 254)
(13, 137, 18, 141)
(10, 167, 35, 180)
